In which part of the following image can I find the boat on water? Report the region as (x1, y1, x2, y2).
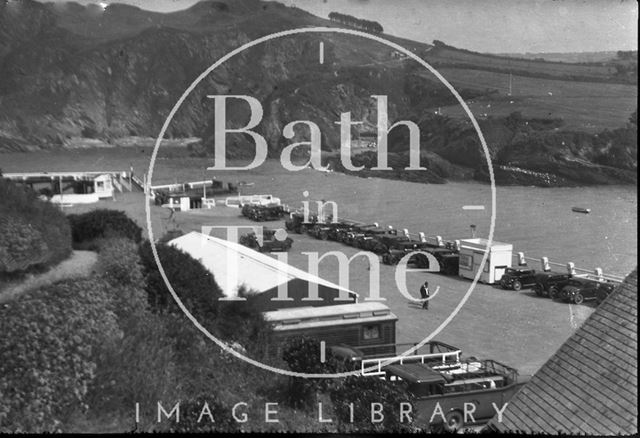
(572, 207, 591, 214)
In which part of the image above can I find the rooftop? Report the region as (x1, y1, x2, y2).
(168, 231, 358, 299)
(486, 268, 638, 435)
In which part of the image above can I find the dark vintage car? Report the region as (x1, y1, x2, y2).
(284, 212, 316, 234)
(382, 241, 426, 266)
(239, 229, 293, 252)
(354, 235, 388, 254)
(382, 359, 528, 432)
(308, 223, 332, 240)
(532, 272, 572, 297)
(326, 222, 354, 241)
(557, 277, 617, 305)
(377, 234, 412, 250)
(426, 248, 460, 276)
(247, 204, 285, 222)
(499, 268, 537, 291)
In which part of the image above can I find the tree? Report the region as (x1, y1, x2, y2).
(67, 209, 142, 245)
(138, 240, 223, 326)
(329, 375, 414, 432)
(281, 336, 340, 409)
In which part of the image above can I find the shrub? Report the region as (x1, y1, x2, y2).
(95, 237, 147, 321)
(329, 375, 414, 432)
(86, 313, 177, 417)
(171, 395, 240, 433)
(67, 209, 142, 245)
(0, 279, 121, 432)
(0, 178, 71, 276)
(281, 336, 339, 409)
(138, 240, 223, 328)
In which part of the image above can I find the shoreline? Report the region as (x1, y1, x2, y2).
(1, 146, 637, 189)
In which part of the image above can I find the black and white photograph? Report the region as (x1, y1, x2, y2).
(0, 0, 637, 434)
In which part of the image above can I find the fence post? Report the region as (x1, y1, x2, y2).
(594, 267, 604, 281)
(517, 252, 527, 266)
(541, 257, 551, 272)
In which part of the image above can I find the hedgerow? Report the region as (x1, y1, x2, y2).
(0, 279, 121, 432)
(95, 237, 147, 321)
(138, 240, 223, 327)
(67, 209, 142, 245)
(329, 375, 414, 432)
(0, 178, 71, 276)
(86, 313, 177, 416)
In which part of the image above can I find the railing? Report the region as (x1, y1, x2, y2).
(361, 350, 461, 376)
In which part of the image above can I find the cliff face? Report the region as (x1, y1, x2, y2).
(0, 0, 636, 186)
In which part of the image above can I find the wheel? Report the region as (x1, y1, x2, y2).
(444, 410, 464, 432)
(573, 293, 584, 305)
(533, 284, 543, 296)
(512, 280, 522, 291)
(549, 286, 559, 300)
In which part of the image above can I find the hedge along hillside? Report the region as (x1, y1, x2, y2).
(0, 178, 71, 276)
(138, 240, 223, 328)
(67, 209, 142, 246)
(138, 240, 272, 352)
(94, 237, 148, 322)
(0, 279, 121, 433)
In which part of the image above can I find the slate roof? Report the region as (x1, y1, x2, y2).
(487, 268, 637, 435)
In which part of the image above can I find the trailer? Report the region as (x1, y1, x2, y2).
(458, 238, 513, 284)
(263, 302, 397, 360)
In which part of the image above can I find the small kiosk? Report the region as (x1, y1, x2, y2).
(458, 238, 513, 284)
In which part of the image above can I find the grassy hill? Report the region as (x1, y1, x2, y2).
(0, 0, 636, 185)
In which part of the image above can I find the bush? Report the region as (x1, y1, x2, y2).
(95, 238, 147, 321)
(0, 279, 121, 432)
(329, 376, 414, 433)
(0, 178, 71, 276)
(171, 395, 240, 433)
(281, 336, 339, 409)
(138, 240, 223, 328)
(86, 313, 177, 418)
(67, 210, 142, 245)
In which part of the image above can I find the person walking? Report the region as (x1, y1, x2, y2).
(420, 280, 430, 310)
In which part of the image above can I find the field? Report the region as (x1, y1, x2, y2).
(428, 45, 617, 79)
(425, 68, 638, 132)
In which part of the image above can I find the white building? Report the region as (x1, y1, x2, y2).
(168, 231, 358, 311)
(458, 238, 513, 284)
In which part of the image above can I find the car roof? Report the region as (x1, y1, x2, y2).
(384, 363, 448, 384)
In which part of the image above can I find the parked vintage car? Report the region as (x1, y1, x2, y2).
(499, 267, 537, 291)
(532, 272, 572, 298)
(241, 204, 285, 221)
(426, 247, 460, 276)
(308, 223, 332, 240)
(239, 229, 293, 252)
(382, 241, 426, 266)
(557, 277, 617, 305)
(285, 212, 316, 234)
(382, 359, 528, 432)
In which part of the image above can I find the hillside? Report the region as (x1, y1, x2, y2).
(0, 0, 636, 186)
